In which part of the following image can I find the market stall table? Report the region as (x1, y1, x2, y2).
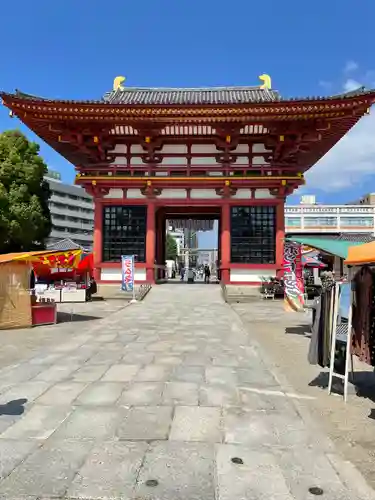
(31, 301, 57, 326)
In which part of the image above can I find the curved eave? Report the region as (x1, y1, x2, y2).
(2, 91, 375, 123)
(1, 91, 375, 169)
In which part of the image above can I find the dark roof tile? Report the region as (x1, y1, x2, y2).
(102, 87, 280, 105)
(2, 85, 374, 106)
(46, 238, 84, 251)
(337, 232, 375, 243)
(287, 232, 375, 243)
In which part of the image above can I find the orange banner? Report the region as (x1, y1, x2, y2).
(28, 250, 82, 269)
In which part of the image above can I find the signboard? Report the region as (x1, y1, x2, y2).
(121, 255, 134, 292)
(283, 242, 305, 312)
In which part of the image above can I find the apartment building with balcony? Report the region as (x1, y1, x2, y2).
(45, 171, 94, 250)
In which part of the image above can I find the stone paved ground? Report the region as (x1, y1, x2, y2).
(233, 299, 375, 493)
(0, 285, 374, 499)
(0, 300, 129, 368)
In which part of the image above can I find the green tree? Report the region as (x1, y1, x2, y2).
(0, 130, 51, 253)
(166, 233, 178, 260)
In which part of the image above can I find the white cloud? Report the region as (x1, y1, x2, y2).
(304, 112, 375, 192)
(301, 64, 375, 195)
(343, 78, 362, 92)
(344, 60, 358, 73)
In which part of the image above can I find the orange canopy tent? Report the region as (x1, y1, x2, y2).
(0, 249, 82, 267)
(345, 241, 375, 266)
(0, 250, 80, 330)
(32, 251, 91, 280)
(0, 249, 84, 329)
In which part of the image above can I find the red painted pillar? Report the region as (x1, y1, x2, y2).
(220, 202, 231, 284)
(146, 201, 156, 283)
(276, 199, 285, 278)
(155, 209, 163, 265)
(93, 200, 102, 282)
(161, 214, 166, 269)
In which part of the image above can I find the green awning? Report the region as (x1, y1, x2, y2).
(287, 237, 364, 259)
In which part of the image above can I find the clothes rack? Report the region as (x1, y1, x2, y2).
(327, 282, 354, 403)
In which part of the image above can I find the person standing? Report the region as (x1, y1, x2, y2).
(86, 276, 97, 301)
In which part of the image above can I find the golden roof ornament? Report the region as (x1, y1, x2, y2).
(113, 76, 126, 91)
(259, 74, 272, 90)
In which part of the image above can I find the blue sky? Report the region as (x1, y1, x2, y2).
(1, 0, 375, 247)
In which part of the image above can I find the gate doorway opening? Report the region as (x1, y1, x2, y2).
(155, 206, 220, 284)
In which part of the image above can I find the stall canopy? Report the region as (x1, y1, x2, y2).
(31, 250, 88, 281)
(0, 249, 82, 267)
(287, 237, 363, 259)
(345, 240, 375, 265)
(302, 252, 327, 268)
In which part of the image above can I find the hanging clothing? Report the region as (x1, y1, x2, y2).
(351, 266, 375, 365)
(308, 296, 321, 365)
(308, 284, 335, 367)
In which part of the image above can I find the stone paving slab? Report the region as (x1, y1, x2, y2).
(119, 381, 164, 405)
(0, 405, 72, 440)
(169, 406, 222, 442)
(135, 442, 215, 500)
(51, 407, 122, 440)
(67, 441, 147, 499)
(117, 406, 173, 441)
(0, 439, 93, 498)
(0, 284, 372, 499)
(76, 381, 124, 405)
(216, 444, 294, 500)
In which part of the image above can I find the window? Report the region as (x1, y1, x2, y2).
(304, 217, 337, 227)
(230, 206, 276, 264)
(340, 217, 374, 227)
(285, 217, 301, 227)
(102, 205, 147, 262)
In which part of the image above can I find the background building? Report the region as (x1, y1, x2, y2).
(286, 195, 375, 277)
(45, 170, 94, 250)
(354, 193, 375, 205)
(166, 224, 185, 256)
(285, 195, 375, 235)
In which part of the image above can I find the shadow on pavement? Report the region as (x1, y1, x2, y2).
(0, 398, 27, 416)
(285, 325, 311, 338)
(57, 312, 102, 323)
(309, 370, 375, 402)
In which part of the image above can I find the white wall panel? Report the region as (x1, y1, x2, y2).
(230, 269, 276, 283)
(254, 189, 275, 199)
(104, 189, 124, 199)
(126, 189, 145, 199)
(159, 144, 188, 154)
(158, 189, 187, 199)
(190, 189, 221, 199)
(191, 144, 217, 154)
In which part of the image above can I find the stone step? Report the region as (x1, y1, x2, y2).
(223, 285, 261, 303)
(97, 284, 151, 301)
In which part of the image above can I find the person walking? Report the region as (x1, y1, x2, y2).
(204, 264, 211, 284)
(180, 267, 185, 281)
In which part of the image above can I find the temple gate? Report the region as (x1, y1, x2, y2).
(2, 76, 375, 285)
